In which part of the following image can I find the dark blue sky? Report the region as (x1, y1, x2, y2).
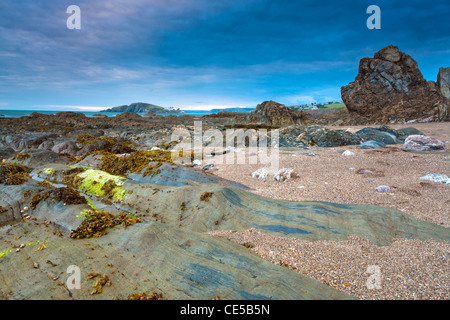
(0, 0, 449, 111)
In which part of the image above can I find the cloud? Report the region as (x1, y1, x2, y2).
(0, 0, 448, 109)
(32, 105, 106, 111)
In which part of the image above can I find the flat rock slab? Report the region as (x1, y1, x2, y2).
(0, 220, 353, 300)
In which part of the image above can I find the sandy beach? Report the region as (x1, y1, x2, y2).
(208, 122, 449, 300)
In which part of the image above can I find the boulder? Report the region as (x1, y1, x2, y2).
(247, 101, 312, 126)
(355, 127, 398, 145)
(76, 139, 109, 156)
(0, 147, 15, 161)
(341, 45, 450, 123)
(437, 67, 450, 100)
(51, 141, 79, 156)
(401, 135, 447, 152)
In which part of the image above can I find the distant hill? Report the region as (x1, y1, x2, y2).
(102, 102, 183, 114)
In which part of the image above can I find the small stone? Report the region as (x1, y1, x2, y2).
(273, 168, 295, 182)
(202, 164, 215, 171)
(342, 150, 356, 156)
(252, 168, 269, 179)
(376, 185, 390, 192)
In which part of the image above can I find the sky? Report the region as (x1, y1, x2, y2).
(0, 0, 449, 111)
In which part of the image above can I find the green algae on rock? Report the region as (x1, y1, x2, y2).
(75, 168, 127, 201)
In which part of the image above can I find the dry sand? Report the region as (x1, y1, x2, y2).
(206, 122, 449, 300)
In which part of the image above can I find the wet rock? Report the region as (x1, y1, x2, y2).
(357, 140, 386, 149)
(17, 150, 69, 167)
(0, 147, 15, 161)
(401, 135, 447, 152)
(355, 127, 398, 145)
(52, 141, 79, 156)
(76, 139, 108, 156)
(202, 164, 215, 171)
(280, 126, 362, 148)
(394, 127, 425, 142)
(37, 140, 55, 151)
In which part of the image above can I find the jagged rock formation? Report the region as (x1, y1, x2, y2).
(341, 45, 449, 123)
(437, 67, 450, 100)
(247, 100, 313, 126)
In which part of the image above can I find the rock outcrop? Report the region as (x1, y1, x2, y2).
(341, 45, 449, 123)
(247, 100, 313, 126)
(437, 67, 450, 100)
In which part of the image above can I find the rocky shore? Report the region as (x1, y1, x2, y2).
(0, 108, 448, 300)
(0, 45, 448, 300)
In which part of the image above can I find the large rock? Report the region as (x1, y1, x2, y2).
(51, 141, 79, 156)
(437, 67, 450, 100)
(341, 45, 449, 123)
(401, 135, 447, 152)
(247, 100, 312, 126)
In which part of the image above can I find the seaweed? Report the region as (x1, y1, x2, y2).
(30, 191, 51, 209)
(37, 180, 56, 188)
(12, 152, 30, 161)
(0, 205, 7, 214)
(70, 209, 142, 239)
(98, 149, 196, 178)
(0, 162, 31, 185)
(200, 192, 213, 202)
(89, 274, 111, 295)
(52, 187, 88, 205)
(125, 291, 165, 300)
(76, 134, 135, 154)
(242, 242, 255, 248)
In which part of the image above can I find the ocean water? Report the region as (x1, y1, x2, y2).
(0, 109, 215, 118)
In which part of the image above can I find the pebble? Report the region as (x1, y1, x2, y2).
(202, 164, 215, 171)
(342, 150, 356, 156)
(252, 168, 269, 179)
(273, 168, 295, 182)
(376, 185, 390, 192)
(419, 174, 450, 185)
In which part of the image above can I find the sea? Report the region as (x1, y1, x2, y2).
(0, 109, 216, 118)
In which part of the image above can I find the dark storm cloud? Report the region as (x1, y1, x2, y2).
(0, 0, 448, 109)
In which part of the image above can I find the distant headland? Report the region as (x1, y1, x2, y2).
(102, 102, 185, 114)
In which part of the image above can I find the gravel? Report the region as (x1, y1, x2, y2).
(208, 229, 449, 300)
(206, 123, 449, 300)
